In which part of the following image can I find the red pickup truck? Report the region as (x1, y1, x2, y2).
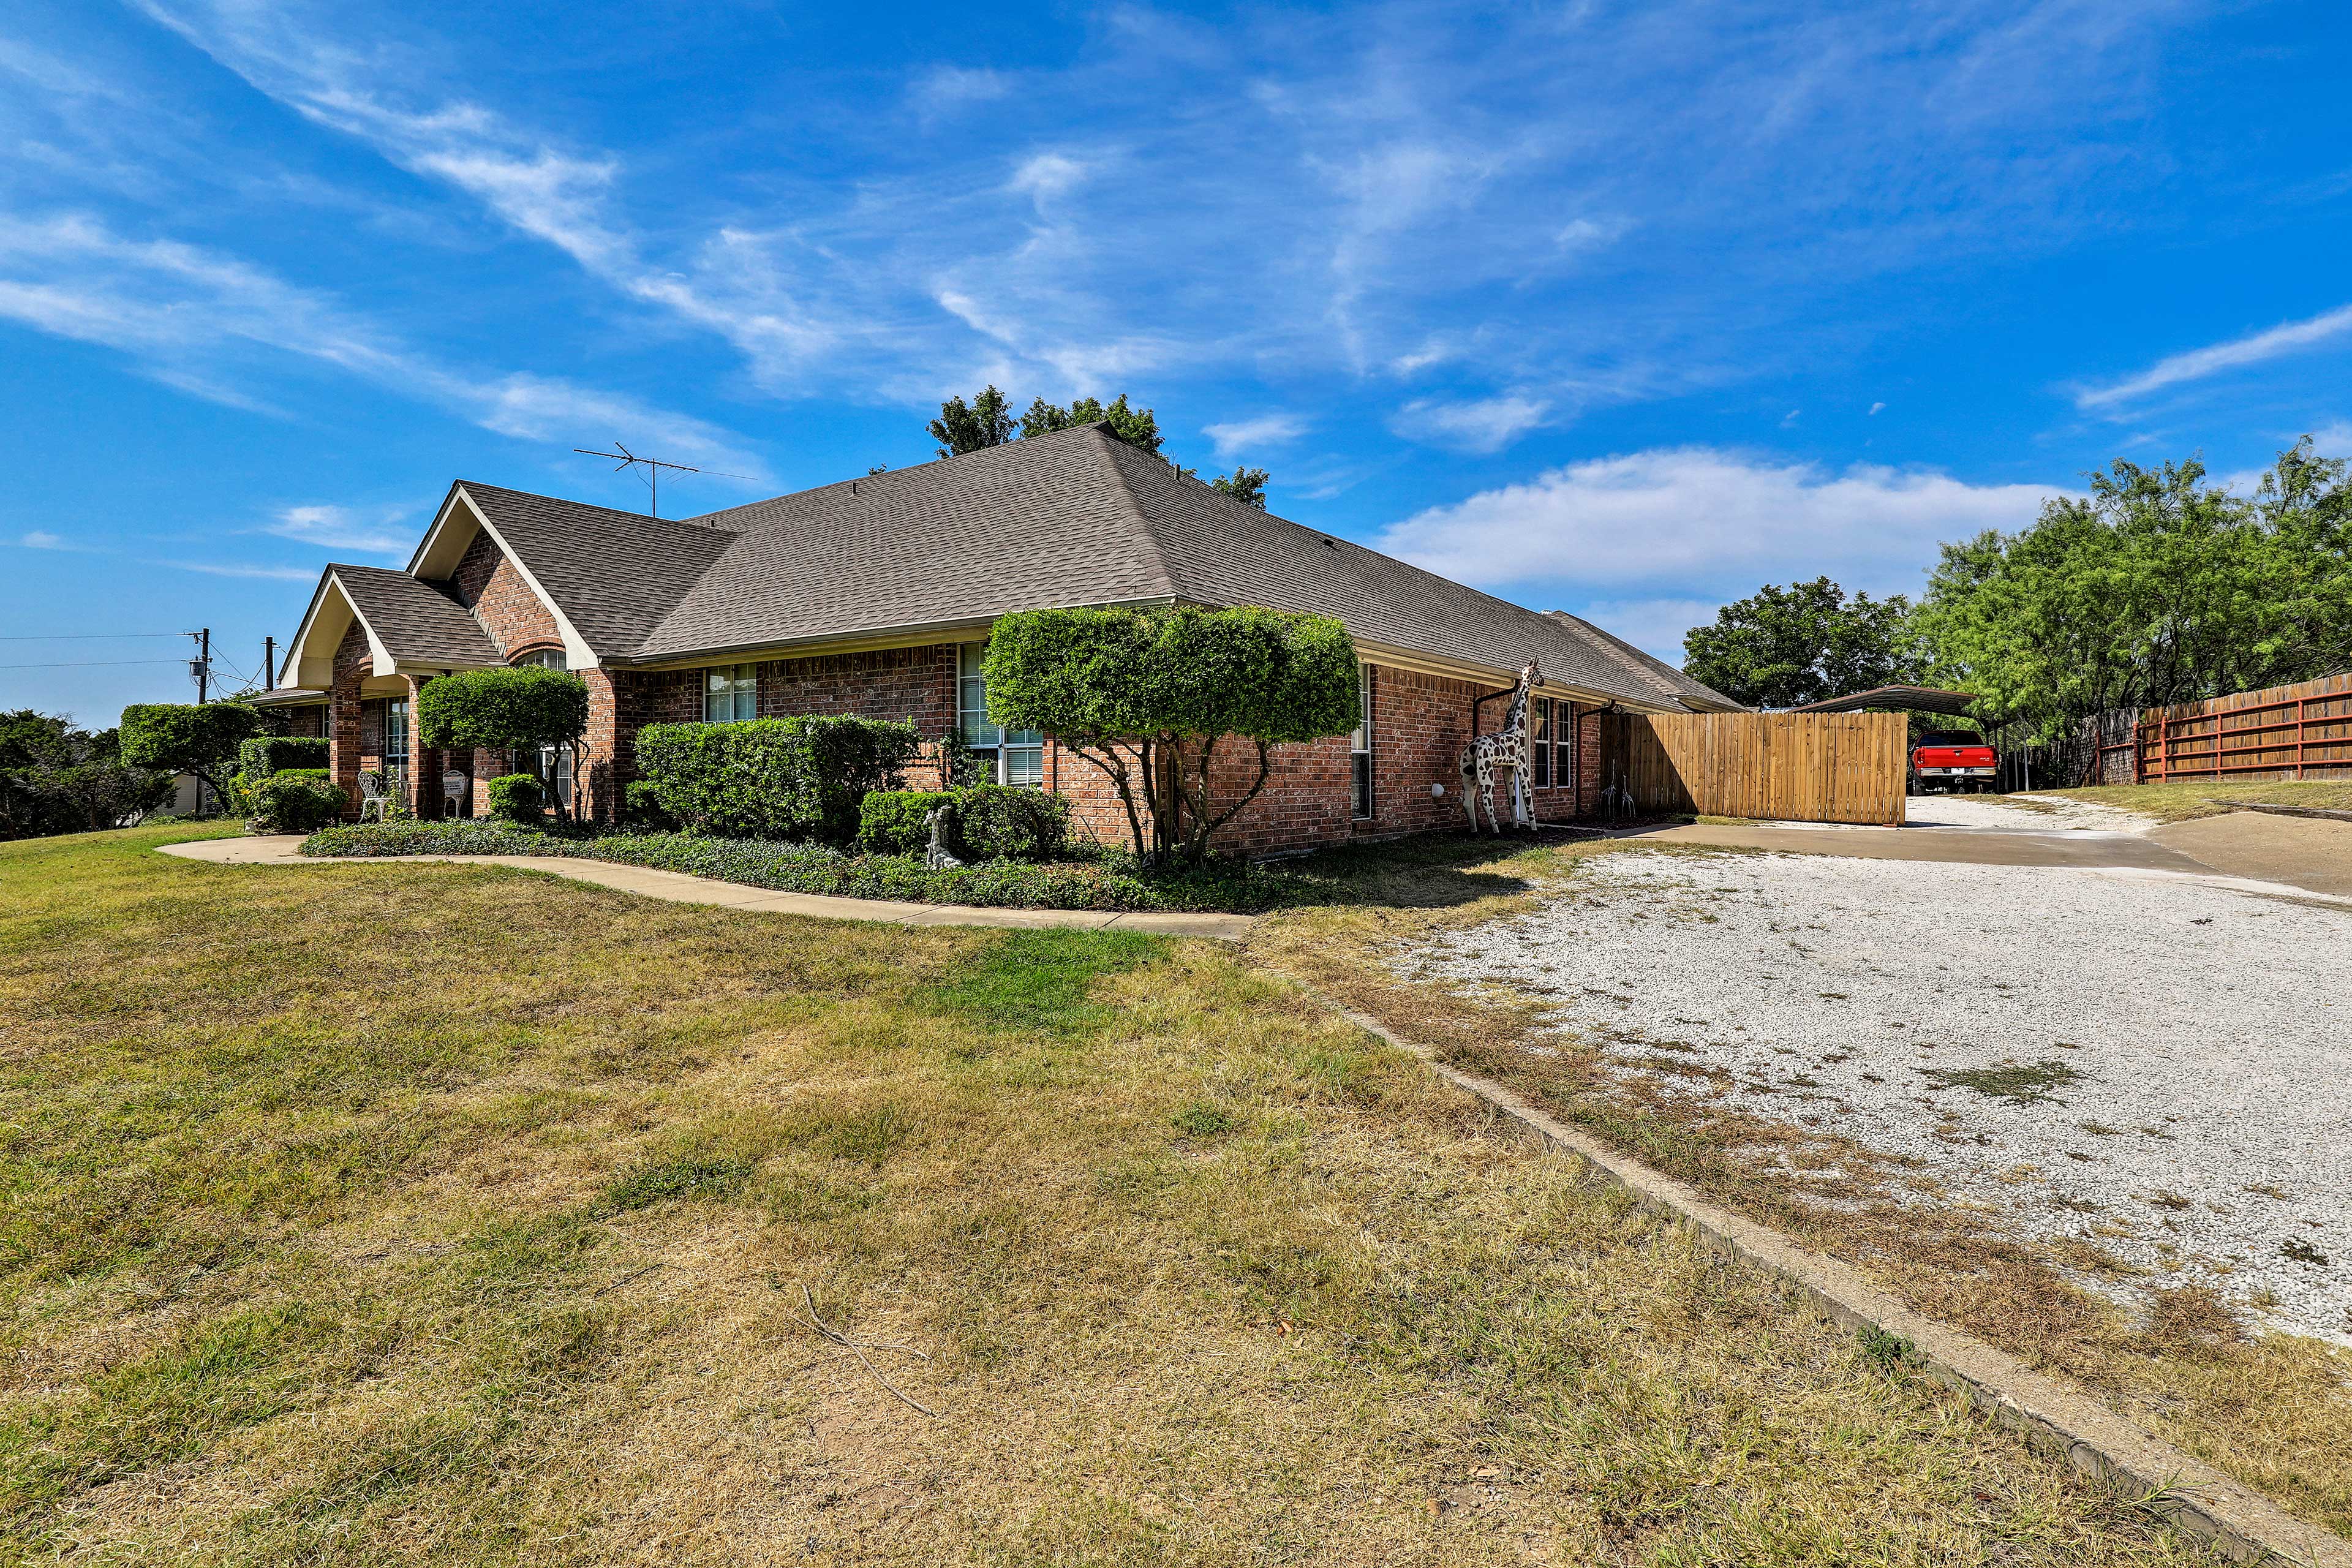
(1910, 731, 1998, 794)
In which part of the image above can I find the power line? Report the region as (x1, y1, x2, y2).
(0, 658, 191, 669)
(0, 632, 187, 641)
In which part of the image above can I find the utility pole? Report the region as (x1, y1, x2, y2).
(263, 635, 276, 690)
(191, 628, 211, 703)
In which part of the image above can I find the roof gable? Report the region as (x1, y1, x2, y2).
(279, 564, 502, 687)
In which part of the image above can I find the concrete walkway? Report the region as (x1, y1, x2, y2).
(157, 836, 1256, 940)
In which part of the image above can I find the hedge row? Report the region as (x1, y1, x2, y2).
(855, 784, 1069, 859)
(635, 717, 918, 842)
(298, 821, 1293, 913)
(239, 735, 330, 778)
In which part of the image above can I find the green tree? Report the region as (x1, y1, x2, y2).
(1681, 578, 1921, 709)
(1208, 465, 1270, 510)
(119, 701, 262, 813)
(1915, 442, 2351, 745)
(1019, 393, 1164, 456)
(2, 712, 172, 837)
(983, 605, 1359, 865)
(928, 385, 1016, 456)
(929, 387, 1276, 504)
(416, 668, 590, 820)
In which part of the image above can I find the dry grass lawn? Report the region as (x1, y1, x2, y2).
(0, 824, 2233, 1564)
(1253, 832, 2352, 1549)
(2046, 777, 2352, 823)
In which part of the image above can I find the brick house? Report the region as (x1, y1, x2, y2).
(254, 423, 1739, 854)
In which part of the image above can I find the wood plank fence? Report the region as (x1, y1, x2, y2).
(2088, 672, 2352, 785)
(1603, 711, 1908, 826)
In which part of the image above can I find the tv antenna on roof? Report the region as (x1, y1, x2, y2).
(573, 441, 715, 521)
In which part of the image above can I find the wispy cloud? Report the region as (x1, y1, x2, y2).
(1380, 446, 2059, 598)
(260, 503, 409, 554)
(157, 559, 317, 581)
(20, 530, 74, 549)
(0, 213, 768, 477)
(1202, 413, 1307, 458)
(2075, 303, 2352, 410)
(1392, 394, 1551, 454)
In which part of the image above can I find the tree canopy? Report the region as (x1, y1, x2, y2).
(983, 605, 1359, 864)
(2, 711, 173, 838)
(1681, 578, 1921, 709)
(924, 386, 1274, 506)
(1915, 440, 2351, 744)
(119, 701, 261, 807)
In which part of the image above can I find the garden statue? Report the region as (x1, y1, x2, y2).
(924, 805, 964, 870)
(1458, 660, 1539, 834)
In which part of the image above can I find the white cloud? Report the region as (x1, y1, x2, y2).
(1569, 597, 1726, 665)
(1393, 394, 1551, 453)
(262, 503, 409, 554)
(20, 530, 68, 549)
(2075, 302, 2352, 410)
(1868, 401, 1885, 415)
(0, 214, 768, 480)
(1008, 153, 1090, 204)
(1202, 413, 1306, 458)
(158, 559, 317, 580)
(1378, 446, 2058, 598)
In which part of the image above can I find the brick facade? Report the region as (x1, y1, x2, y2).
(325, 520, 1629, 849)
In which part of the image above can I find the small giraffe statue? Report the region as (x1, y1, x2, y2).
(1459, 661, 1539, 834)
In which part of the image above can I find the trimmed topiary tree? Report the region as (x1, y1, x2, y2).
(120, 702, 262, 815)
(486, 774, 545, 824)
(635, 716, 918, 843)
(984, 606, 1359, 864)
(417, 667, 589, 820)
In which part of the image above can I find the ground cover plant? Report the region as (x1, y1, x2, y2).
(0, 823, 2226, 1564)
(1254, 833, 2352, 1542)
(2045, 777, 2352, 823)
(298, 819, 1303, 913)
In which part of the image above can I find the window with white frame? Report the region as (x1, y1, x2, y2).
(959, 643, 1043, 786)
(516, 648, 567, 669)
(1350, 663, 1373, 818)
(703, 663, 757, 722)
(384, 698, 410, 786)
(1531, 698, 1551, 789)
(1558, 703, 1577, 799)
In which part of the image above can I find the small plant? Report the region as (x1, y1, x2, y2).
(1171, 1100, 1235, 1137)
(1856, 1324, 1923, 1374)
(595, 1155, 752, 1216)
(487, 773, 546, 824)
(1920, 1059, 2081, 1106)
(2282, 1237, 2329, 1267)
(949, 783, 1069, 861)
(621, 779, 676, 831)
(254, 773, 345, 832)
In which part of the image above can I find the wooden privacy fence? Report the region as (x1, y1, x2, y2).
(2095, 673, 2352, 785)
(1603, 710, 1907, 826)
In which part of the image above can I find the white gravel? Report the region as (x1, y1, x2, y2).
(1905, 793, 2155, 834)
(1408, 850, 2352, 1343)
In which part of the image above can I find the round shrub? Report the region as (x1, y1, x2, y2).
(948, 784, 1069, 861)
(255, 773, 345, 832)
(487, 773, 545, 824)
(858, 790, 956, 854)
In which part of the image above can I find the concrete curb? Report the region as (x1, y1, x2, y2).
(1327, 1003, 2349, 1567)
(2226, 801, 2352, 824)
(154, 837, 1256, 941)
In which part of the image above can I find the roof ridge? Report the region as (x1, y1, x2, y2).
(457, 479, 746, 536)
(1078, 426, 1184, 603)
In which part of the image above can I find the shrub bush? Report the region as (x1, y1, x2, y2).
(238, 735, 330, 780)
(635, 716, 919, 843)
(622, 778, 676, 830)
(948, 783, 1069, 861)
(255, 773, 345, 832)
(416, 667, 587, 753)
(487, 773, 545, 823)
(277, 766, 331, 783)
(857, 790, 956, 854)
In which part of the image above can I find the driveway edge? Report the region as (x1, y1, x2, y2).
(1329, 1002, 2348, 1567)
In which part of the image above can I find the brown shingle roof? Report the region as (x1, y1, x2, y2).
(410, 424, 1736, 710)
(330, 564, 503, 668)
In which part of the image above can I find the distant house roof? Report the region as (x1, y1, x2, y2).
(282, 423, 1746, 712)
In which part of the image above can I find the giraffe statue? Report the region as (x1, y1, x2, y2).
(1459, 660, 1539, 834)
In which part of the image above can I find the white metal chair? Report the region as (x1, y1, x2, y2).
(358, 771, 392, 823)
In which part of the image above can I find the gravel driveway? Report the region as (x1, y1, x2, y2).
(1408, 849, 2351, 1343)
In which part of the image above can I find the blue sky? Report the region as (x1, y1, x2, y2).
(4, 1, 2348, 724)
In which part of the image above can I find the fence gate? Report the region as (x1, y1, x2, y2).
(1602, 710, 1907, 826)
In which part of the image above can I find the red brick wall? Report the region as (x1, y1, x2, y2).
(327, 623, 368, 809)
(445, 529, 562, 659)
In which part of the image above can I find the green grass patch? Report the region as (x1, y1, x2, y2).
(1921, 1059, 2084, 1106)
